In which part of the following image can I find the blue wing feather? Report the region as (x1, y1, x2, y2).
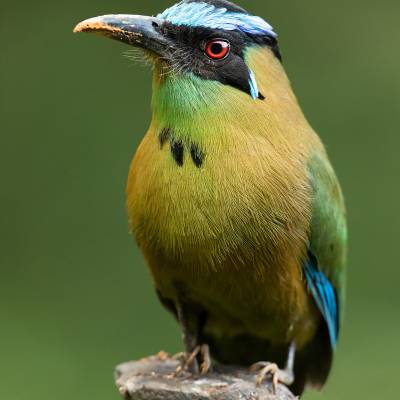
(304, 254, 339, 349)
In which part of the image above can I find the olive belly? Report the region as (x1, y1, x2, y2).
(126, 130, 319, 351)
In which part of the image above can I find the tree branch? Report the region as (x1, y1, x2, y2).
(115, 352, 297, 400)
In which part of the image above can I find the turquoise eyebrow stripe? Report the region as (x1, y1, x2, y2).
(157, 1, 277, 37)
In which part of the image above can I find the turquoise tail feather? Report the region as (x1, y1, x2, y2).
(304, 253, 339, 349)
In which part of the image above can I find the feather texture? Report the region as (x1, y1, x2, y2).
(157, 1, 277, 37)
(248, 69, 259, 100)
(126, 45, 347, 393)
(304, 255, 338, 348)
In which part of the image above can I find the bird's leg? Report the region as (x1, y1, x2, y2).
(174, 301, 212, 376)
(250, 342, 296, 394)
(174, 301, 199, 374)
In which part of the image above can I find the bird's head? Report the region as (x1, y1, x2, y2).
(74, 1, 292, 130)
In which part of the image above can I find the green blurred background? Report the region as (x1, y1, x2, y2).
(1, 0, 399, 399)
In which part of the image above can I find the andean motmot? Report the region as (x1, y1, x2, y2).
(74, 0, 347, 395)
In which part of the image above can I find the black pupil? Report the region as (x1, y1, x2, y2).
(211, 42, 223, 55)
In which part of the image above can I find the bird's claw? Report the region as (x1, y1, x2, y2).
(172, 344, 212, 377)
(172, 346, 199, 376)
(199, 344, 211, 374)
(250, 361, 294, 394)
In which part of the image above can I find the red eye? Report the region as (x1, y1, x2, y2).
(204, 39, 230, 60)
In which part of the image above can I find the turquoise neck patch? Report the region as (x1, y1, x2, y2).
(248, 69, 259, 100)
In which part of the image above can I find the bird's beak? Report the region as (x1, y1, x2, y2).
(73, 14, 171, 56)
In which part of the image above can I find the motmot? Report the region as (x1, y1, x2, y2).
(74, 0, 347, 395)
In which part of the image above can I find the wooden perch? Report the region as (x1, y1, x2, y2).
(115, 352, 297, 400)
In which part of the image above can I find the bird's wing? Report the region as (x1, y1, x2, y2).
(305, 152, 347, 348)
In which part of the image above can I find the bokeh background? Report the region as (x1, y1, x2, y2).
(1, 0, 399, 399)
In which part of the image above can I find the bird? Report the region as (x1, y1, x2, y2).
(74, 0, 347, 396)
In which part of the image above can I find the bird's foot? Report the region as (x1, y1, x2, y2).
(172, 344, 212, 377)
(199, 344, 212, 374)
(250, 361, 294, 394)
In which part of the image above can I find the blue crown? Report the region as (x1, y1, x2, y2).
(157, 1, 277, 38)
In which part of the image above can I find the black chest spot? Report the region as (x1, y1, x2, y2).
(190, 143, 205, 168)
(170, 138, 184, 166)
(158, 129, 206, 168)
(159, 128, 171, 148)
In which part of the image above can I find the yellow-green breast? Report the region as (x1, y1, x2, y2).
(126, 48, 326, 346)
